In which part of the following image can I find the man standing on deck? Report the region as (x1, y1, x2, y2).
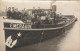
(7, 7, 12, 19)
(32, 7, 38, 18)
(11, 7, 16, 19)
(32, 7, 38, 24)
(37, 7, 42, 17)
(15, 8, 21, 20)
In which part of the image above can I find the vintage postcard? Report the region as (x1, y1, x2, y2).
(0, 0, 80, 51)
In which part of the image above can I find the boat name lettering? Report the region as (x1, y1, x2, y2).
(10, 23, 32, 29)
(4, 23, 32, 29)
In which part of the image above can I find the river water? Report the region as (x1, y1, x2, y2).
(8, 20, 80, 51)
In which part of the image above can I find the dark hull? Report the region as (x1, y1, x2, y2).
(5, 18, 77, 50)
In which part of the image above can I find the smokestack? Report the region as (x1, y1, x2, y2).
(52, 5, 56, 12)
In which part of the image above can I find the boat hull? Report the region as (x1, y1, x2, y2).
(4, 18, 77, 50)
(5, 22, 75, 49)
(5, 28, 64, 49)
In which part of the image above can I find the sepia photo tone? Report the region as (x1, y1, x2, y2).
(0, 0, 80, 51)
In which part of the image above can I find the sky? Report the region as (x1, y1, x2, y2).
(0, 0, 80, 20)
(2, 0, 50, 1)
(0, 1, 51, 11)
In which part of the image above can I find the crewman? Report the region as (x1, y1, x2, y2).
(21, 8, 32, 23)
(32, 7, 36, 14)
(7, 7, 12, 18)
(31, 7, 38, 24)
(15, 8, 21, 20)
(21, 9, 26, 22)
(21, 8, 26, 16)
(37, 7, 42, 17)
(11, 7, 16, 19)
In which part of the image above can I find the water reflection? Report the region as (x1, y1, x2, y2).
(58, 21, 80, 51)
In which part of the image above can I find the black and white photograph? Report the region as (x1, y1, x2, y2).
(0, 0, 80, 51)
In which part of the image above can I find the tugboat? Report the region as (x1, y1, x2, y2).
(1, 3, 77, 49)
